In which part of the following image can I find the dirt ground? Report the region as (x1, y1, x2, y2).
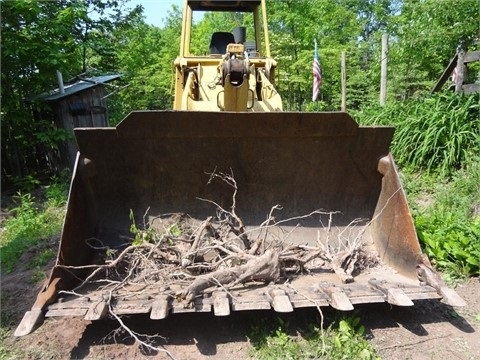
(1, 239, 479, 360)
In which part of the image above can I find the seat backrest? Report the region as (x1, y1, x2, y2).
(209, 32, 235, 54)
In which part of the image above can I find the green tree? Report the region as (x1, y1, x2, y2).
(388, 0, 480, 99)
(110, 5, 182, 123)
(267, 0, 373, 110)
(1, 0, 82, 183)
(1, 0, 140, 184)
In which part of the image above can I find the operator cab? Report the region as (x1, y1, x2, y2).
(180, 0, 269, 58)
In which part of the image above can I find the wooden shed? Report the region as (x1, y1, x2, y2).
(37, 74, 122, 169)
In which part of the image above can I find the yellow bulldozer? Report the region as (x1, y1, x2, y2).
(16, 0, 465, 337)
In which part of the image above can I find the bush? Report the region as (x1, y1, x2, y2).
(412, 159, 480, 279)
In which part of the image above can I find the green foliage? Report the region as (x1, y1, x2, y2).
(267, 0, 367, 110)
(1, 0, 143, 179)
(30, 267, 49, 284)
(111, 21, 177, 123)
(0, 327, 18, 359)
(410, 160, 480, 278)
(388, 0, 479, 99)
(357, 91, 479, 279)
(249, 316, 379, 359)
(357, 92, 480, 175)
(0, 181, 66, 355)
(1, 1, 81, 179)
(0, 190, 66, 273)
(129, 210, 182, 245)
(168, 223, 183, 238)
(29, 248, 57, 269)
(45, 179, 69, 208)
(327, 317, 379, 360)
(3, 0, 480, 179)
(8, 175, 41, 194)
(249, 318, 302, 359)
(129, 209, 154, 245)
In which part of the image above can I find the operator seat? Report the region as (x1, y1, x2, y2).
(209, 32, 235, 55)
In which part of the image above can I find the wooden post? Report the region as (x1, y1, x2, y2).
(380, 34, 388, 105)
(455, 50, 465, 92)
(341, 51, 346, 112)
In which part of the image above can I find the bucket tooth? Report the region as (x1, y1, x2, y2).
(386, 288, 414, 306)
(150, 295, 171, 320)
(416, 264, 466, 307)
(369, 279, 414, 306)
(14, 310, 44, 337)
(84, 298, 108, 321)
(324, 287, 354, 311)
(213, 292, 230, 316)
(269, 289, 293, 313)
(438, 287, 467, 307)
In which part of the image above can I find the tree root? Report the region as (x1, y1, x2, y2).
(64, 170, 379, 307)
(179, 249, 281, 304)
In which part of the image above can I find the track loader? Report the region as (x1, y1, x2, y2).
(16, 0, 465, 337)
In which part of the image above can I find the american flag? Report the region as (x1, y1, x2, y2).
(312, 39, 322, 101)
(452, 65, 458, 83)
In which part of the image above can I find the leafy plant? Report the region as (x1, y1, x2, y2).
(357, 91, 480, 279)
(129, 210, 182, 245)
(248, 315, 379, 360)
(0, 192, 65, 272)
(129, 210, 157, 245)
(327, 317, 379, 360)
(167, 223, 183, 238)
(407, 158, 480, 278)
(0, 327, 18, 359)
(8, 175, 41, 194)
(45, 172, 70, 208)
(417, 213, 480, 277)
(249, 317, 302, 359)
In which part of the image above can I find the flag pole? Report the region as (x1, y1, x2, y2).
(312, 38, 321, 112)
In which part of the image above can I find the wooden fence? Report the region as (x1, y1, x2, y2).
(432, 50, 480, 94)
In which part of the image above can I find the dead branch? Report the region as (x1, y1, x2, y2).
(60, 170, 383, 320)
(106, 290, 176, 360)
(202, 169, 251, 250)
(188, 216, 213, 254)
(286, 284, 326, 353)
(58, 242, 174, 292)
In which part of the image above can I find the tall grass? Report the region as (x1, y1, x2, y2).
(356, 92, 479, 175)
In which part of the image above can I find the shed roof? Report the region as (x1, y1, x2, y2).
(37, 74, 122, 101)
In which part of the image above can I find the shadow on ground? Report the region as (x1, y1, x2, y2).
(68, 299, 475, 359)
